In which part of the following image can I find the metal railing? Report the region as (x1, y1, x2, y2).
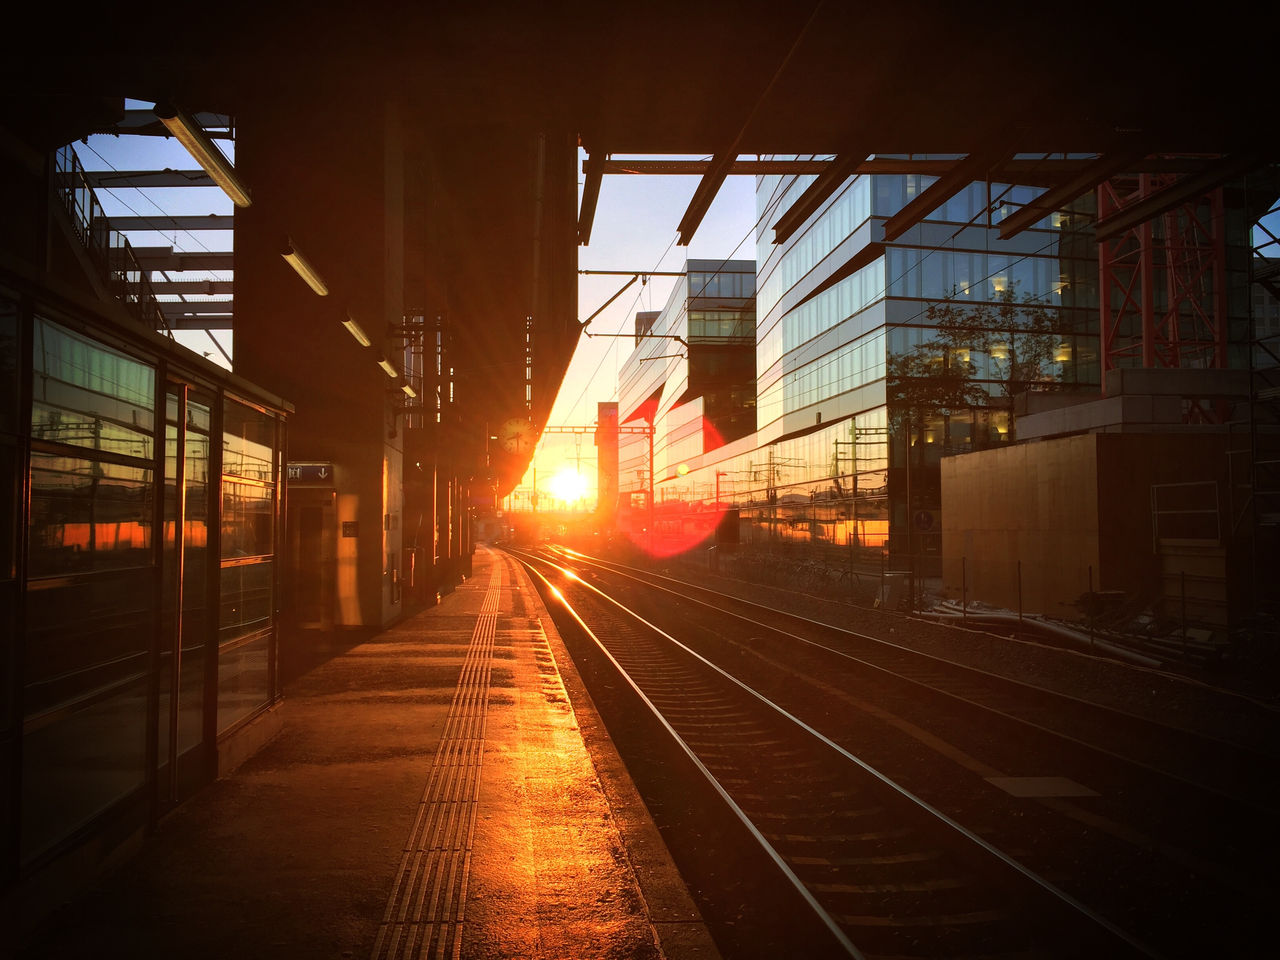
(54, 145, 171, 336)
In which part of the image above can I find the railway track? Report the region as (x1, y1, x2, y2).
(515, 548, 1171, 959)
(552, 546, 1279, 812)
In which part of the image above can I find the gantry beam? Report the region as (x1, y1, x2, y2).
(149, 280, 234, 295)
(129, 247, 234, 271)
(84, 170, 215, 188)
(157, 300, 234, 315)
(111, 215, 234, 231)
(162, 315, 234, 330)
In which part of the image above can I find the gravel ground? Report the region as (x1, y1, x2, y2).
(585, 543, 1280, 757)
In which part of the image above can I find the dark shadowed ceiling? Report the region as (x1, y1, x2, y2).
(4, 1, 1276, 476)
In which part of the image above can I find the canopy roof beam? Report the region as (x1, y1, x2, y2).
(578, 150, 605, 246)
(881, 141, 1017, 242)
(1094, 153, 1268, 242)
(676, 151, 735, 246)
(997, 149, 1149, 239)
(771, 150, 869, 245)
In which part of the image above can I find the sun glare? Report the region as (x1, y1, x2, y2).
(547, 465, 588, 503)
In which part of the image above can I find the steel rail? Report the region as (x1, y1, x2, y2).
(520, 561, 864, 959)
(555, 548, 1280, 817)
(519, 549, 1159, 959)
(557, 546, 1278, 762)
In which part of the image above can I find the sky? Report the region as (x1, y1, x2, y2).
(526, 150, 760, 505)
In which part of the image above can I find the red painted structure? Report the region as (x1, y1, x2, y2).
(1097, 171, 1229, 412)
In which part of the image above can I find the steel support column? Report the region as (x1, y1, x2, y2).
(1097, 172, 1229, 398)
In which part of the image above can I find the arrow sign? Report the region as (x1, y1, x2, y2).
(287, 462, 336, 484)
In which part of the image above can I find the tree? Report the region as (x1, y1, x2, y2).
(888, 284, 1062, 446)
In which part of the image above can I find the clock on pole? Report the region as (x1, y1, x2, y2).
(497, 417, 535, 455)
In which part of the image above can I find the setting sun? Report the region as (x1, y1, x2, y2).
(547, 465, 588, 503)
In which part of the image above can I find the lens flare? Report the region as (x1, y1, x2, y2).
(622, 418, 730, 559)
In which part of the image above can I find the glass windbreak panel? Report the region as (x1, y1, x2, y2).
(21, 567, 152, 861)
(160, 394, 214, 771)
(180, 424, 211, 752)
(1, 442, 13, 733)
(218, 628, 271, 734)
(187, 397, 212, 434)
(222, 479, 274, 558)
(160, 420, 179, 771)
(31, 316, 155, 460)
(218, 560, 273, 732)
(220, 560, 273, 647)
(184, 430, 212, 593)
(1, 291, 18, 435)
(1, 440, 14, 582)
(223, 398, 274, 483)
(219, 396, 277, 732)
(28, 453, 153, 576)
(21, 674, 149, 861)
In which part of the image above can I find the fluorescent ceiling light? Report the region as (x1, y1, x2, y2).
(342, 312, 372, 347)
(153, 103, 252, 208)
(401, 383, 417, 398)
(377, 357, 399, 378)
(281, 239, 329, 296)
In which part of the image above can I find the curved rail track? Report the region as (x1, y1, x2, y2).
(513, 548, 1207, 959)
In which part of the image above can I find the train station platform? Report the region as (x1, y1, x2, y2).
(18, 546, 718, 960)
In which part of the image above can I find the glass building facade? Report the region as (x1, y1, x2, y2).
(2, 286, 288, 881)
(615, 261, 756, 533)
(638, 156, 1105, 564)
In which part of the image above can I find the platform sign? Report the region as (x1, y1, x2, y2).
(287, 462, 335, 484)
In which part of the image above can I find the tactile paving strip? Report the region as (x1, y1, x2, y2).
(371, 564, 502, 960)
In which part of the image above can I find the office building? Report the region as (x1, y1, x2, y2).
(614, 260, 756, 544)
(632, 157, 1272, 621)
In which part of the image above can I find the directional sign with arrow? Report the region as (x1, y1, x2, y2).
(287, 462, 335, 484)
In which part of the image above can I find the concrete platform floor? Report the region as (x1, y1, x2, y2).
(18, 546, 718, 960)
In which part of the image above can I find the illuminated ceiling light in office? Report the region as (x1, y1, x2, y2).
(377, 356, 399, 378)
(401, 383, 417, 398)
(281, 239, 328, 296)
(153, 103, 252, 208)
(341, 311, 372, 347)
